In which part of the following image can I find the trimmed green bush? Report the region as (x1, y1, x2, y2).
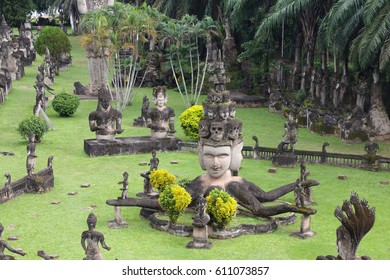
(34, 26, 72, 72)
(206, 189, 237, 229)
(179, 105, 203, 140)
(158, 184, 192, 223)
(52, 92, 80, 117)
(17, 115, 49, 142)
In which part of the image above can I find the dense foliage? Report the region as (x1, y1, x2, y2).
(17, 115, 49, 142)
(52, 92, 80, 117)
(34, 26, 72, 72)
(149, 169, 176, 192)
(206, 189, 237, 229)
(158, 184, 192, 223)
(179, 104, 203, 140)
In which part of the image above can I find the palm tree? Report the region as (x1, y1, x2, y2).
(326, 0, 390, 135)
(256, 0, 332, 92)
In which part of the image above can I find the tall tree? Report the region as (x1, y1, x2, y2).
(0, 0, 35, 27)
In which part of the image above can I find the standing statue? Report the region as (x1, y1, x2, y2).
(118, 172, 129, 199)
(81, 213, 111, 260)
(364, 135, 379, 167)
(0, 223, 26, 260)
(146, 86, 175, 139)
(89, 85, 124, 141)
(140, 150, 159, 195)
(278, 113, 298, 152)
(26, 132, 37, 177)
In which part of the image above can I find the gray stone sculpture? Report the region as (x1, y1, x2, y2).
(146, 86, 175, 139)
(187, 197, 212, 249)
(81, 213, 110, 260)
(139, 150, 159, 196)
(0, 223, 26, 260)
(317, 192, 375, 260)
(26, 132, 37, 177)
(89, 85, 124, 141)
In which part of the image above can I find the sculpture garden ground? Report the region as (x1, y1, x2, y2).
(0, 36, 390, 260)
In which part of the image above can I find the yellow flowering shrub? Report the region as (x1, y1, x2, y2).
(158, 184, 192, 223)
(179, 105, 203, 140)
(206, 189, 237, 229)
(149, 169, 176, 192)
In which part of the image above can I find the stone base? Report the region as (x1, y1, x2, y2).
(84, 136, 181, 157)
(272, 152, 298, 167)
(187, 240, 212, 249)
(107, 220, 128, 229)
(291, 230, 316, 239)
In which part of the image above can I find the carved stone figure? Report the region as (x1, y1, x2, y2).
(0, 223, 26, 260)
(118, 172, 129, 199)
(140, 150, 159, 195)
(364, 136, 379, 167)
(317, 193, 375, 260)
(89, 85, 124, 141)
(81, 213, 110, 260)
(192, 197, 210, 227)
(146, 86, 175, 138)
(133, 95, 149, 127)
(281, 113, 298, 152)
(26, 132, 37, 177)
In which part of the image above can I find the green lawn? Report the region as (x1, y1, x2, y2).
(0, 36, 389, 260)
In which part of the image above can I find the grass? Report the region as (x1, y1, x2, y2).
(0, 36, 390, 260)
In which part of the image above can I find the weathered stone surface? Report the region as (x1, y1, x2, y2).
(84, 136, 180, 157)
(338, 175, 347, 180)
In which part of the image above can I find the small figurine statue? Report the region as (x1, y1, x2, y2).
(278, 113, 298, 152)
(192, 197, 210, 227)
(89, 85, 124, 141)
(118, 172, 129, 199)
(140, 150, 159, 194)
(0, 223, 27, 260)
(133, 95, 150, 127)
(146, 86, 175, 138)
(81, 213, 110, 260)
(364, 135, 379, 167)
(26, 132, 37, 177)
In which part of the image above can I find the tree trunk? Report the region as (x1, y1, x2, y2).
(291, 33, 302, 91)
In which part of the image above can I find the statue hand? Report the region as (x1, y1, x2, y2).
(116, 129, 124, 134)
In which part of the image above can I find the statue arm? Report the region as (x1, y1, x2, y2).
(2, 241, 26, 256)
(100, 236, 110, 251)
(80, 233, 87, 253)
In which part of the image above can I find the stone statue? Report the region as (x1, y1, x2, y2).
(279, 113, 298, 152)
(317, 192, 375, 260)
(26, 132, 37, 177)
(44, 47, 54, 84)
(81, 213, 110, 260)
(118, 172, 129, 199)
(192, 197, 210, 227)
(140, 150, 159, 194)
(146, 86, 175, 138)
(364, 136, 379, 166)
(89, 85, 124, 141)
(133, 95, 149, 127)
(0, 223, 26, 260)
(186, 88, 318, 219)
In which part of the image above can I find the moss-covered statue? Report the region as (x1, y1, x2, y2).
(89, 85, 123, 141)
(146, 86, 175, 139)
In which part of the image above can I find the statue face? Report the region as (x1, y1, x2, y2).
(198, 120, 210, 138)
(227, 123, 241, 140)
(229, 107, 236, 118)
(202, 145, 231, 178)
(210, 122, 224, 141)
(154, 92, 166, 108)
(101, 99, 110, 110)
(219, 107, 229, 121)
(230, 141, 243, 172)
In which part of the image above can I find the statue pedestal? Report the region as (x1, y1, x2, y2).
(291, 215, 315, 239)
(107, 206, 128, 229)
(187, 226, 212, 249)
(272, 152, 298, 167)
(84, 136, 180, 157)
